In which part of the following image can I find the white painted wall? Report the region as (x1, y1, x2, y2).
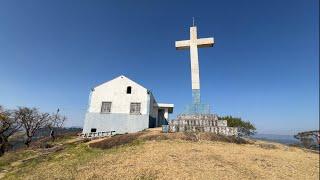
(88, 75, 149, 114)
(83, 113, 149, 134)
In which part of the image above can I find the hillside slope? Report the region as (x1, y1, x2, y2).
(0, 128, 319, 180)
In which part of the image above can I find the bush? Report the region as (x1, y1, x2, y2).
(218, 116, 256, 137)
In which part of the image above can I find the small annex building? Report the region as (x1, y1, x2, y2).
(82, 75, 174, 136)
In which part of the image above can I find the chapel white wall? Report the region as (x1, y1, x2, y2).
(88, 76, 149, 114)
(83, 113, 149, 134)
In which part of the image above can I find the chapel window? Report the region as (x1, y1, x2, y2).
(101, 102, 112, 113)
(130, 103, 141, 114)
(127, 86, 132, 94)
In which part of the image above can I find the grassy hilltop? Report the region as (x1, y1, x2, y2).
(0, 128, 319, 180)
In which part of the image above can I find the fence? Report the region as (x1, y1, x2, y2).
(80, 131, 116, 138)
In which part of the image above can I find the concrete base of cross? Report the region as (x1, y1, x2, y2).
(168, 114, 238, 136)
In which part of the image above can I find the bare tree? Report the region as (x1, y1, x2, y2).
(48, 108, 66, 141)
(15, 107, 51, 147)
(0, 106, 21, 156)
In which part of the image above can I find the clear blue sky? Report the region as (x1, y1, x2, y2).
(0, 0, 318, 135)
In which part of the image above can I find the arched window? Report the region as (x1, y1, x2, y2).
(126, 86, 132, 94)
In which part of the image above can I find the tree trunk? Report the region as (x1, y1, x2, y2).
(0, 137, 8, 156)
(0, 144, 5, 156)
(49, 128, 55, 142)
(25, 137, 32, 147)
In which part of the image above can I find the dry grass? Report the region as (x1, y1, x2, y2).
(89, 130, 249, 150)
(1, 128, 319, 180)
(89, 132, 145, 149)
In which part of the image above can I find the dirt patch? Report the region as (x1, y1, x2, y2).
(38, 145, 64, 154)
(0, 172, 6, 179)
(89, 132, 145, 149)
(258, 143, 277, 149)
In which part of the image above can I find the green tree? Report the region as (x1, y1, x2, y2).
(294, 130, 319, 149)
(218, 116, 256, 136)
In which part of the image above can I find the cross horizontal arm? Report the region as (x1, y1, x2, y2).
(175, 40, 190, 50)
(197, 38, 214, 48)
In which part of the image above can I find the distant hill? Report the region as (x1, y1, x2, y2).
(252, 134, 299, 145)
(33, 127, 82, 138)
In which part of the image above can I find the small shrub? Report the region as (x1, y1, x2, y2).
(218, 116, 256, 137)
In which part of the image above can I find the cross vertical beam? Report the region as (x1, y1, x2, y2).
(190, 27, 200, 91)
(175, 26, 214, 106)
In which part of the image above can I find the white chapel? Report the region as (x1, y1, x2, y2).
(82, 75, 174, 136)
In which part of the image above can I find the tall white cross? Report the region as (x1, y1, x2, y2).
(175, 26, 214, 103)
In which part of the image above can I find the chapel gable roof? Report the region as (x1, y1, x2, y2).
(92, 75, 148, 91)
